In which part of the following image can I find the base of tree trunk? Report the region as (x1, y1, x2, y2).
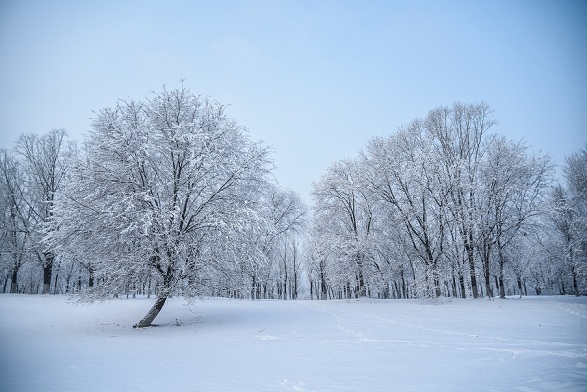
(133, 296, 167, 328)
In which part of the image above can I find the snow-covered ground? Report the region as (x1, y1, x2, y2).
(0, 295, 586, 392)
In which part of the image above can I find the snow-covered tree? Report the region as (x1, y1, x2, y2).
(15, 129, 74, 294)
(263, 185, 307, 299)
(240, 184, 307, 299)
(547, 144, 587, 295)
(424, 102, 496, 298)
(479, 136, 553, 298)
(312, 158, 379, 298)
(364, 122, 449, 298)
(50, 86, 272, 327)
(0, 149, 31, 293)
(564, 144, 587, 293)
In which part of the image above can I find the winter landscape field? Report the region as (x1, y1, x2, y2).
(1, 295, 586, 392)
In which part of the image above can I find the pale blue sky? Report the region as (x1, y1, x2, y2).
(1, 0, 586, 201)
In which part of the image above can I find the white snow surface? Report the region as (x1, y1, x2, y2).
(1, 295, 586, 392)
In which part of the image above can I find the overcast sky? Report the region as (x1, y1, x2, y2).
(1, 0, 586, 202)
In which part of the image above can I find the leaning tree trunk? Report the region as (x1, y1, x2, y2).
(133, 296, 167, 328)
(133, 268, 172, 328)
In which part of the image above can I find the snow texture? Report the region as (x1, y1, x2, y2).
(0, 295, 586, 391)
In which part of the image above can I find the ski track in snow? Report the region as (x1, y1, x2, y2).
(299, 299, 587, 354)
(552, 301, 587, 320)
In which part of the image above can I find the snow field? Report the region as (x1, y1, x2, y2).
(0, 295, 586, 391)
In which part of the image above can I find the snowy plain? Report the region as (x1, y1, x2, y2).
(0, 294, 586, 392)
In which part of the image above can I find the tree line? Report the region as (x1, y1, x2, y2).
(0, 87, 585, 325)
(308, 102, 586, 300)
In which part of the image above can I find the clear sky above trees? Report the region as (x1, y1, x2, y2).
(1, 0, 585, 201)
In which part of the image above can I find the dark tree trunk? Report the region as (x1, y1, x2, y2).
(499, 275, 506, 299)
(251, 274, 257, 300)
(484, 261, 492, 298)
(358, 270, 366, 298)
(320, 270, 328, 300)
(88, 266, 95, 287)
(451, 274, 457, 298)
(498, 256, 506, 299)
(459, 273, 467, 299)
(53, 269, 60, 294)
(42, 252, 54, 294)
(10, 268, 18, 293)
(433, 265, 441, 298)
(517, 276, 523, 297)
(133, 296, 167, 328)
(572, 266, 579, 296)
(466, 244, 479, 298)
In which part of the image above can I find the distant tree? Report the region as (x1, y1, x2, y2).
(312, 159, 377, 298)
(0, 149, 31, 293)
(15, 129, 74, 294)
(50, 86, 272, 327)
(264, 185, 307, 300)
(479, 136, 552, 298)
(244, 184, 307, 299)
(564, 144, 587, 293)
(548, 144, 587, 295)
(364, 123, 448, 298)
(425, 103, 496, 298)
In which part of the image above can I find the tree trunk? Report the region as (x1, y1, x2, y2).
(498, 256, 506, 299)
(251, 274, 256, 300)
(499, 275, 506, 299)
(10, 268, 18, 293)
(133, 296, 167, 328)
(432, 264, 441, 298)
(42, 252, 54, 294)
(572, 266, 579, 296)
(484, 260, 492, 298)
(88, 266, 95, 287)
(517, 276, 523, 297)
(320, 269, 328, 300)
(451, 274, 457, 298)
(53, 269, 60, 295)
(459, 272, 466, 299)
(466, 244, 479, 298)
